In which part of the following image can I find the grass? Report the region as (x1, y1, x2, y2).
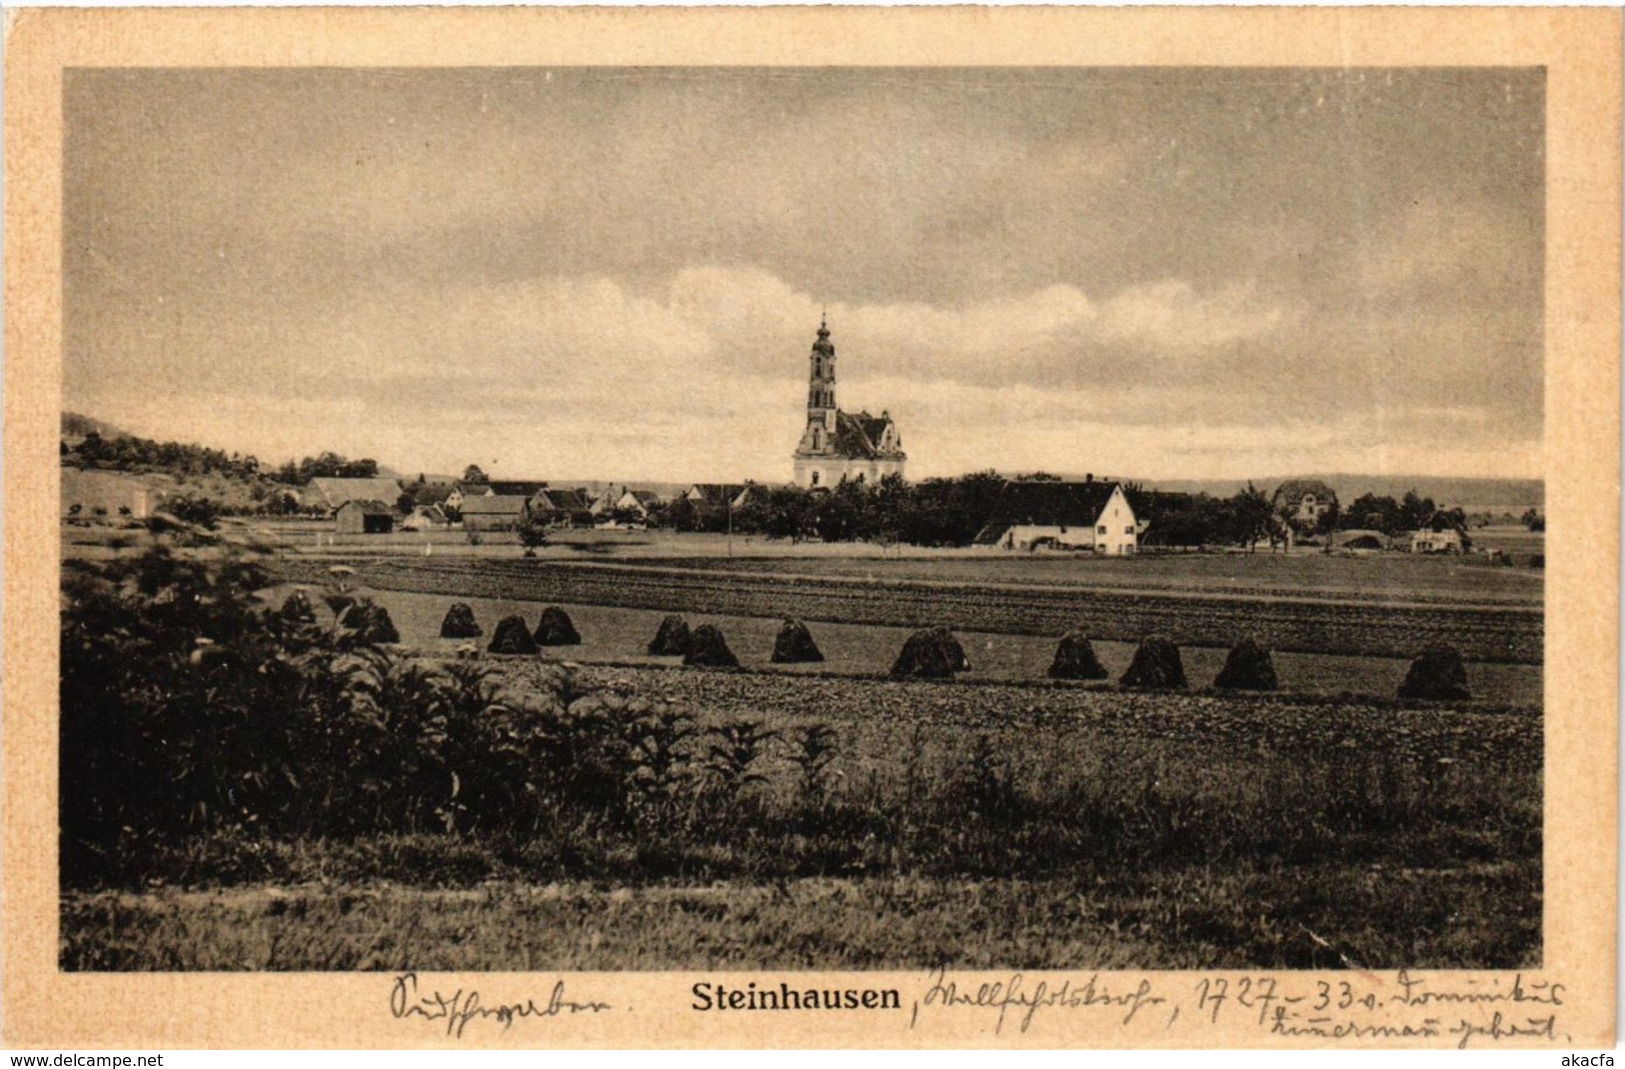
(260, 583, 1544, 705)
(62, 660, 1542, 971)
(268, 556, 1545, 665)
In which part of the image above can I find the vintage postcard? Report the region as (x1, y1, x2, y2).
(3, 5, 1618, 1051)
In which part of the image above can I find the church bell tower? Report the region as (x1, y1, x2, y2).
(801, 314, 837, 454)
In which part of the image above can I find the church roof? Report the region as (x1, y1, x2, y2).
(831, 410, 902, 460)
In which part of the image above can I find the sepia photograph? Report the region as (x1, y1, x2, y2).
(4, 5, 1617, 1052)
(56, 63, 1547, 973)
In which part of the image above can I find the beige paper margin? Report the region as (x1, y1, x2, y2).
(3, 6, 1618, 1050)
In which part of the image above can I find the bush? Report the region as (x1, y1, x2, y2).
(1120, 635, 1186, 689)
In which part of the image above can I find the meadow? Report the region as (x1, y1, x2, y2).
(58, 531, 1544, 972)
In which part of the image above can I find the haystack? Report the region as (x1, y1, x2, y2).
(344, 599, 400, 645)
(1119, 635, 1186, 689)
(279, 589, 316, 624)
(771, 618, 824, 664)
(439, 602, 482, 639)
(1213, 637, 1279, 691)
(890, 625, 970, 679)
(1398, 645, 1471, 700)
(648, 615, 691, 656)
(488, 614, 539, 655)
(683, 624, 739, 668)
(1047, 631, 1108, 680)
(534, 606, 582, 646)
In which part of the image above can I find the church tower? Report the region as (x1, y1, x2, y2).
(800, 314, 838, 454)
(791, 315, 907, 489)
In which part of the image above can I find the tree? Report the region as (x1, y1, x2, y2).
(515, 510, 548, 557)
(462, 465, 489, 485)
(1228, 483, 1274, 551)
(396, 492, 417, 515)
(1521, 507, 1546, 533)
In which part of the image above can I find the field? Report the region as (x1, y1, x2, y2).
(269, 554, 1545, 666)
(62, 657, 1540, 971)
(59, 526, 1544, 972)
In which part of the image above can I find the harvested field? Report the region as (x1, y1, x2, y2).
(270, 556, 1544, 665)
(263, 585, 1543, 704)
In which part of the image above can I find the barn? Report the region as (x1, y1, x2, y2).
(974, 479, 1139, 555)
(334, 498, 396, 535)
(460, 494, 531, 532)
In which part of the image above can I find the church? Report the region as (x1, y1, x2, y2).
(791, 317, 906, 488)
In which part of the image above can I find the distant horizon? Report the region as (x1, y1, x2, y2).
(66, 68, 1542, 484)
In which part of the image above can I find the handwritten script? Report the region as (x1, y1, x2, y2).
(390, 972, 612, 1039)
(909, 968, 1568, 1047)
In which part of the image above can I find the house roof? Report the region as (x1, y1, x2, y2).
(978, 480, 1125, 534)
(487, 480, 548, 497)
(626, 489, 662, 506)
(1272, 479, 1339, 507)
(412, 504, 448, 522)
(829, 410, 903, 460)
(688, 483, 747, 505)
(337, 498, 395, 517)
(308, 477, 405, 509)
(459, 494, 530, 515)
(536, 489, 591, 512)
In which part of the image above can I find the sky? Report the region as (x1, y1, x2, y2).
(64, 67, 1544, 483)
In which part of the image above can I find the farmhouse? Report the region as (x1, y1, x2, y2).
(974, 479, 1139, 554)
(334, 498, 396, 535)
(792, 317, 906, 488)
(686, 483, 762, 510)
(1411, 512, 1467, 554)
(459, 494, 531, 533)
(399, 504, 449, 531)
(1272, 479, 1339, 530)
(533, 488, 594, 526)
(306, 476, 405, 513)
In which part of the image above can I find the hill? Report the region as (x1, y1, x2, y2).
(61, 412, 129, 441)
(1132, 474, 1543, 511)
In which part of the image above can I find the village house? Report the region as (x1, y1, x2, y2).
(305, 476, 405, 514)
(459, 494, 532, 533)
(532, 488, 594, 527)
(1272, 479, 1339, 530)
(1411, 512, 1467, 554)
(399, 504, 450, 531)
(974, 479, 1140, 555)
(685, 483, 763, 511)
(334, 498, 396, 535)
(792, 317, 906, 489)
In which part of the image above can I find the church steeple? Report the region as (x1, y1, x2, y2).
(806, 314, 837, 434)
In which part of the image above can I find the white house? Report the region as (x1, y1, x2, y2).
(973, 479, 1139, 555)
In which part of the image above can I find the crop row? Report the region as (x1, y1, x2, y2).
(273, 557, 1544, 664)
